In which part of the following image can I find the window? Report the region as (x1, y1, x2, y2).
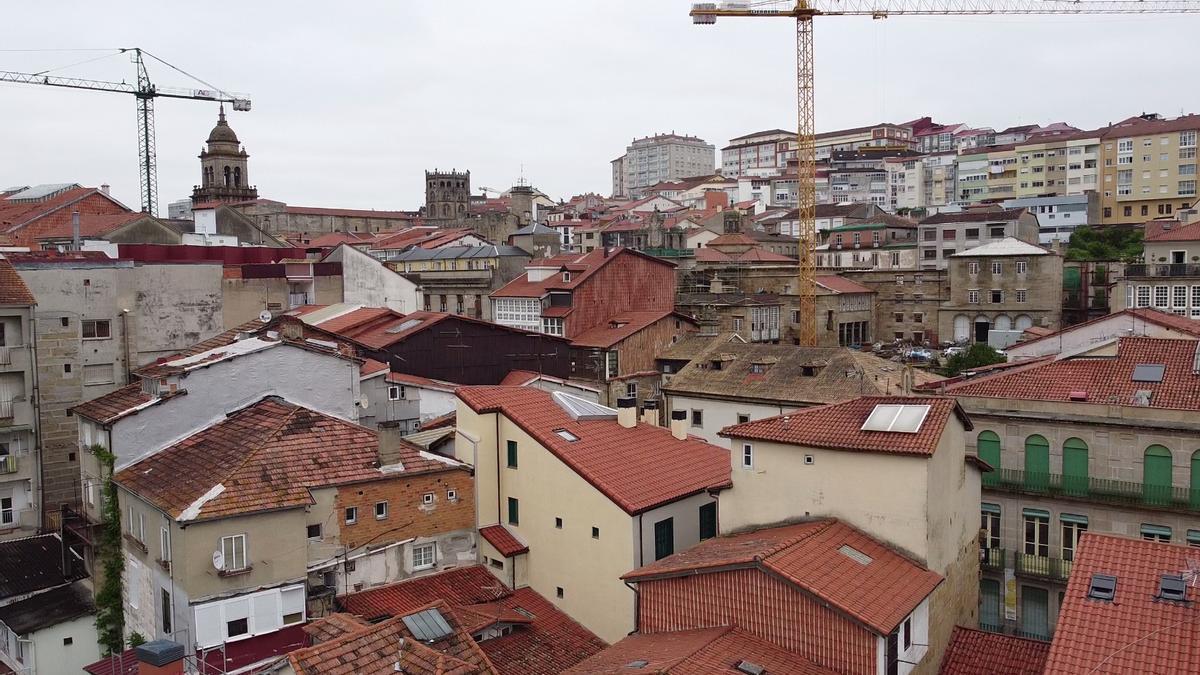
(1016, 289, 1027, 303)
(1137, 285, 1151, 308)
(306, 524, 322, 539)
(968, 290, 980, 304)
(894, 312, 905, 322)
(903, 617, 912, 650)
(82, 319, 111, 340)
(990, 289, 1003, 304)
(562, 271, 571, 283)
(507, 497, 519, 525)
(991, 261, 1002, 275)
(83, 363, 115, 386)
(1154, 286, 1170, 308)
(220, 534, 248, 572)
(654, 518, 675, 561)
(699, 502, 717, 540)
(375, 501, 388, 520)
(413, 542, 436, 570)
(1141, 524, 1172, 543)
(555, 517, 562, 529)
(556, 587, 564, 599)
(388, 386, 402, 401)
(160, 527, 171, 562)
(981, 504, 1001, 550)
(227, 617, 249, 639)
(1023, 509, 1049, 558)
(942, 229, 956, 240)
(592, 526, 600, 539)
(541, 317, 564, 336)
(447, 489, 457, 501)
(691, 409, 703, 428)
(422, 492, 434, 505)
(741, 443, 754, 469)
(965, 228, 979, 239)
(1062, 515, 1088, 562)
(625, 381, 637, 398)
(1180, 180, 1197, 196)
(161, 588, 172, 634)
(968, 262, 980, 275)
(506, 440, 518, 468)
(605, 350, 619, 379)
(345, 507, 358, 524)
(736, 413, 750, 424)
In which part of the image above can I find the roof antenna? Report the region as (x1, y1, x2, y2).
(1183, 558, 1200, 587)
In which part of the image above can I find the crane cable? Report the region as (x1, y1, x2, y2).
(140, 49, 237, 101)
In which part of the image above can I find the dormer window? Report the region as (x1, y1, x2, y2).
(562, 271, 571, 283)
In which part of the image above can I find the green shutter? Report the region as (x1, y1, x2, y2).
(699, 502, 717, 540)
(1187, 529, 1200, 546)
(979, 579, 1002, 631)
(1191, 451, 1200, 509)
(507, 497, 519, 525)
(1062, 438, 1089, 496)
(1059, 513, 1089, 525)
(1143, 445, 1173, 506)
(506, 440, 518, 468)
(1022, 508, 1050, 519)
(978, 431, 1001, 487)
(1024, 435, 1050, 491)
(1141, 523, 1172, 539)
(981, 502, 1001, 514)
(1020, 586, 1050, 640)
(654, 518, 674, 561)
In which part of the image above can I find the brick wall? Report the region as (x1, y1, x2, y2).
(335, 468, 475, 551)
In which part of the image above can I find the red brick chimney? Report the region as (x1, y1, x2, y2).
(704, 191, 730, 211)
(135, 640, 185, 675)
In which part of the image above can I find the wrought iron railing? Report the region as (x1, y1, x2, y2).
(1125, 263, 1200, 278)
(984, 468, 1200, 511)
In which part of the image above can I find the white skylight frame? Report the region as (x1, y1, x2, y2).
(860, 404, 931, 434)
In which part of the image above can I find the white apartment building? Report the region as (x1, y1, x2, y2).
(611, 133, 715, 198)
(721, 129, 795, 177)
(886, 153, 958, 213)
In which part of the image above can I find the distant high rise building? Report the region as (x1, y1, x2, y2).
(610, 133, 715, 198)
(191, 106, 258, 206)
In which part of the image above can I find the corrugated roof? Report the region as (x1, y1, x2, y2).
(0, 534, 76, 599)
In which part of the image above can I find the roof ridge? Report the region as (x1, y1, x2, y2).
(758, 519, 835, 563)
(216, 400, 305, 490)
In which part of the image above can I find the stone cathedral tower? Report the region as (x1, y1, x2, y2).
(424, 169, 471, 223)
(191, 105, 258, 205)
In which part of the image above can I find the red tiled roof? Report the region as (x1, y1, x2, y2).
(0, 258, 36, 305)
(288, 600, 495, 675)
(31, 211, 151, 241)
(360, 358, 389, 377)
(707, 233, 759, 247)
(623, 519, 942, 635)
(371, 226, 441, 249)
(499, 370, 540, 386)
(340, 565, 606, 675)
(479, 524, 528, 557)
(388, 371, 460, 391)
(421, 410, 457, 430)
(491, 248, 674, 299)
(1007, 308, 1200, 352)
(919, 208, 1027, 225)
(310, 306, 398, 335)
(570, 310, 686, 349)
(815, 275, 873, 294)
(306, 231, 380, 248)
(1145, 219, 1200, 242)
(939, 627, 1049, 675)
(458, 387, 730, 514)
(82, 649, 138, 675)
(563, 626, 835, 674)
(71, 382, 161, 425)
(1044, 533, 1200, 674)
(721, 396, 969, 457)
(944, 337, 1200, 411)
(303, 612, 369, 644)
(114, 397, 461, 522)
(1099, 113, 1200, 139)
(284, 205, 418, 219)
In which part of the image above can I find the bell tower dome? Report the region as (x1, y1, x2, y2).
(191, 105, 259, 206)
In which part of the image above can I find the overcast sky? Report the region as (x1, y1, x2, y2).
(2, 1, 1198, 214)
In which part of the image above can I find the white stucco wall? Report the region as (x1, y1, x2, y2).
(325, 245, 419, 313)
(664, 393, 799, 446)
(30, 614, 101, 675)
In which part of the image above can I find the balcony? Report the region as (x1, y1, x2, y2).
(985, 468, 1200, 512)
(1015, 552, 1073, 582)
(288, 292, 314, 309)
(1124, 263, 1200, 279)
(0, 399, 13, 421)
(641, 247, 696, 259)
(981, 547, 1005, 573)
(0, 455, 16, 474)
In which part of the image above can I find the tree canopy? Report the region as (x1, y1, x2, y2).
(1064, 226, 1143, 262)
(944, 343, 1007, 376)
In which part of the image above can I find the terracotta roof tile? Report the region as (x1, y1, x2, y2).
(938, 626, 1049, 675)
(919, 208, 1027, 225)
(815, 274, 873, 294)
(945, 337, 1200, 411)
(114, 397, 461, 522)
(0, 258, 35, 306)
(479, 525, 528, 557)
(721, 396, 969, 457)
(1044, 533, 1200, 674)
(491, 248, 673, 299)
(570, 310, 687, 349)
(563, 626, 835, 674)
(71, 382, 161, 425)
(340, 566, 606, 675)
(1145, 219, 1200, 242)
(302, 612, 369, 644)
(457, 387, 731, 514)
(623, 519, 942, 635)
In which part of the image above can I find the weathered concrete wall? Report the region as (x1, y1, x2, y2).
(324, 245, 418, 313)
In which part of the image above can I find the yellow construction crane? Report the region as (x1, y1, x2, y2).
(690, 0, 1200, 347)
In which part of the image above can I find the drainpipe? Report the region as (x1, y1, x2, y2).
(495, 414, 501, 527)
(30, 307, 43, 532)
(120, 310, 131, 384)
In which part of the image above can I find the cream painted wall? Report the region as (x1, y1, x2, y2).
(922, 417, 980, 574)
(638, 492, 715, 567)
(456, 401, 638, 643)
(664, 393, 798, 446)
(29, 614, 101, 675)
(176, 509, 309, 603)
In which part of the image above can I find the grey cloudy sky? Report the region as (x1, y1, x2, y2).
(2, 1, 1198, 213)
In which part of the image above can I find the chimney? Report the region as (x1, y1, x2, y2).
(71, 210, 81, 251)
(135, 640, 186, 675)
(670, 409, 688, 440)
(641, 399, 659, 426)
(616, 396, 637, 429)
(378, 421, 405, 467)
(99, 183, 110, 195)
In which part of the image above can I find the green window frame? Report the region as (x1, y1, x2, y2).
(1143, 445, 1173, 506)
(1190, 450, 1200, 509)
(980, 579, 1002, 632)
(1141, 523, 1171, 542)
(1024, 435, 1050, 491)
(1019, 586, 1050, 640)
(1187, 529, 1200, 547)
(654, 518, 674, 561)
(507, 497, 519, 525)
(506, 440, 518, 469)
(1062, 437, 1089, 496)
(699, 502, 717, 541)
(977, 431, 1001, 487)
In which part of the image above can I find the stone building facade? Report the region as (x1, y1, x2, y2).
(191, 107, 259, 206)
(843, 269, 949, 346)
(424, 170, 471, 222)
(938, 238, 1062, 345)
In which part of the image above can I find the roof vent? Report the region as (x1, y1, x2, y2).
(1132, 363, 1166, 383)
(1087, 573, 1117, 602)
(1157, 574, 1188, 602)
(1068, 391, 1088, 402)
(625, 660, 649, 669)
(1132, 390, 1152, 407)
(736, 660, 766, 675)
(838, 544, 873, 565)
(401, 607, 454, 643)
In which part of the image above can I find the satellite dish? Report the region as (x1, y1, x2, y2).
(358, 395, 370, 409)
(259, 310, 272, 323)
(212, 550, 225, 571)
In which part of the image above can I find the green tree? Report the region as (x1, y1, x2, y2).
(1064, 226, 1143, 262)
(92, 445, 126, 656)
(944, 344, 1007, 375)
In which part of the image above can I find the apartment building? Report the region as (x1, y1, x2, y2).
(380, 245, 531, 320)
(717, 396, 985, 672)
(827, 149, 922, 208)
(1013, 131, 1101, 199)
(939, 337, 1200, 642)
(817, 220, 918, 270)
(454, 386, 731, 642)
(1099, 114, 1200, 224)
(0, 261, 38, 538)
(610, 133, 716, 199)
(885, 152, 958, 213)
(1000, 194, 1099, 245)
(956, 146, 1019, 204)
(814, 121, 915, 161)
(939, 238, 1062, 344)
(1114, 215, 1200, 317)
(917, 207, 1040, 270)
(108, 397, 474, 673)
(720, 128, 795, 177)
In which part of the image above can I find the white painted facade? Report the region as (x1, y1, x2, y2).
(323, 244, 419, 313)
(662, 393, 800, 446)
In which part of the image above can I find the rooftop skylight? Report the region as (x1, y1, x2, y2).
(860, 404, 930, 433)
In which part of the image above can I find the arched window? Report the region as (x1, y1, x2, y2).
(458, 204, 466, 214)
(1062, 437, 1089, 496)
(441, 204, 450, 217)
(977, 431, 1001, 487)
(233, 167, 242, 187)
(1191, 450, 1200, 509)
(1144, 445, 1173, 506)
(1024, 434, 1050, 491)
(223, 165, 231, 187)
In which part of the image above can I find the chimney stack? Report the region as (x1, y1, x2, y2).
(100, 183, 110, 196)
(71, 210, 81, 251)
(377, 421, 405, 467)
(616, 396, 637, 429)
(670, 409, 688, 440)
(135, 640, 186, 675)
(640, 399, 659, 426)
